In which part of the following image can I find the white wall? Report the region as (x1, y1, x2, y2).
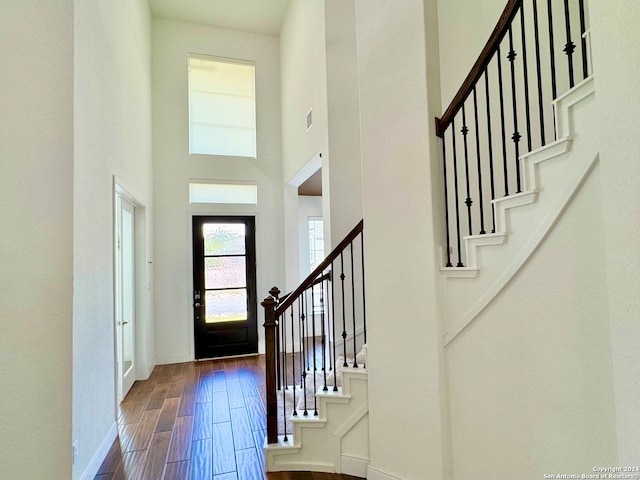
(0, 2, 74, 478)
(446, 164, 617, 479)
(324, 0, 364, 244)
(355, 1, 446, 478)
(590, 0, 640, 466)
(437, 0, 504, 107)
(279, 0, 329, 186)
(73, 0, 154, 477)
(152, 19, 284, 361)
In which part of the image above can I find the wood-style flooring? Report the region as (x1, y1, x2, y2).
(94, 355, 362, 480)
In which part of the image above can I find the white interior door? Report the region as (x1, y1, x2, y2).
(116, 195, 136, 401)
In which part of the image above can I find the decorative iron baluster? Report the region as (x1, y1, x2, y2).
(330, 262, 338, 391)
(578, 0, 588, 79)
(520, 3, 532, 152)
(563, 0, 576, 88)
(532, 0, 546, 146)
(350, 242, 358, 368)
(442, 135, 453, 266)
(507, 26, 522, 193)
(451, 119, 464, 267)
(461, 104, 473, 236)
(301, 293, 308, 416)
(281, 309, 288, 442)
(290, 306, 297, 417)
(321, 278, 328, 391)
(547, 0, 558, 101)
(497, 45, 509, 197)
(310, 286, 318, 416)
(340, 252, 348, 366)
(484, 66, 497, 233)
(472, 87, 486, 235)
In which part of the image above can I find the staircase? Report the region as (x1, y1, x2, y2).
(261, 0, 594, 475)
(441, 75, 596, 344)
(265, 351, 369, 475)
(261, 221, 369, 475)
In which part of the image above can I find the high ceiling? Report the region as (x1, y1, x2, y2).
(149, 0, 291, 36)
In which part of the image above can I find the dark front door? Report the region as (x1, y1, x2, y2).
(192, 216, 258, 359)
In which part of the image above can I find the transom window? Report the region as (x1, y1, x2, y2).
(188, 54, 257, 158)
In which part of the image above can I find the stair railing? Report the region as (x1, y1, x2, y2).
(436, 0, 591, 268)
(262, 220, 366, 444)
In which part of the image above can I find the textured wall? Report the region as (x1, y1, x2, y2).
(0, 1, 74, 478)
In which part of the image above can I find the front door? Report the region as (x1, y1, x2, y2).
(192, 216, 258, 359)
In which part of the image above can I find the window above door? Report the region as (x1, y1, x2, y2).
(188, 53, 257, 158)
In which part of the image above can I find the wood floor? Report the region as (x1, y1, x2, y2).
(94, 355, 362, 480)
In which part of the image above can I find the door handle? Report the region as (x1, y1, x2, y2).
(122, 321, 129, 325)
(194, 302, 203, 308)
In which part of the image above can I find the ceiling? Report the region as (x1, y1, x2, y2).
(149, 0, 291, 36)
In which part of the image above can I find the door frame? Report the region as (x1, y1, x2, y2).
(188, 211, 260, 361)
(113, 178, 149, 402)
(191, 215, 258, 359)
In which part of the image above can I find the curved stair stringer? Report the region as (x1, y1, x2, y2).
(264, 359, 370, 476)
(441, 76, 597, 345)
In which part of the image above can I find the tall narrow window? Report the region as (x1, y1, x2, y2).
(188, 54, 257, 158)
(308, 217, 324, 271)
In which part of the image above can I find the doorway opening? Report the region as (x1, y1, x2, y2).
(114, 181, 148, 402)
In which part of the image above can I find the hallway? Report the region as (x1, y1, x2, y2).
(94, 356, 362, 480)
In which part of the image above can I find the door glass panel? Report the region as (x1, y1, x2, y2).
(205, 257, 246, 289)
(121, 205, 135, 376)
(205, 289, 248, 323)
(204, 223, 246, 256)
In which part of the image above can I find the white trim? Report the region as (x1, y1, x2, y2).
(444, 153, 599, 345)
(367, 465, 404, 480)
(155, 352, 192, 365)
(341, 454, 369, 477)
(80, 422, 117, 480)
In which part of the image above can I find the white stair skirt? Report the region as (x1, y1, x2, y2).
(265, 347, 369, 475)
(441, 76, 598, 345)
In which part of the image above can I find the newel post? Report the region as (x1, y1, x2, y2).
(262, 287, 280, 444)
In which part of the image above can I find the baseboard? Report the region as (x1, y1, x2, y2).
(341, 454, 369, 477)
(367, 465, 404, 480)
(155, 352, 191, 365)
(80, 421, 118, 480)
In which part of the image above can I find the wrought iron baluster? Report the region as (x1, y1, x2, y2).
(310, 286, 318, 416)
(350, 242, 358, 368)
(451, 120, 464, 267)
(290, 306, 297, 417)
(472, 87, 486, 235)
(532, 0, 546, 146)
(563, 0, 576, 88)
(507, 26, 522, 193)
(340, 253, 348, 367)
(442, 135, 453, 266)
(461, 104, 473, 236)
(547, 0, 558, 101)
(578, 0, 588, 79)
(497, 45, 509, 197)
(321, 278, 328, 391)
(520, 3, 532, 152)
(484, 66, 497, 233)
(330, 262, 338, 391)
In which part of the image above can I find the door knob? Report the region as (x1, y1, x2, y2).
(194, 302, 202, 308)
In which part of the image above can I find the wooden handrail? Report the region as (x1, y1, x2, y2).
(274, 220, 363, 316)
(435, 0, 522, 137)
